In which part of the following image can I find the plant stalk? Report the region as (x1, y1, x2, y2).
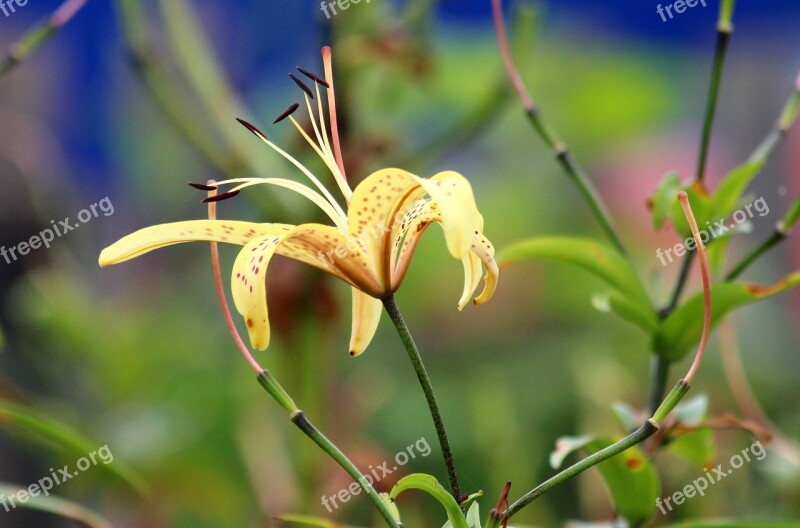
(382, 294, 463, 501)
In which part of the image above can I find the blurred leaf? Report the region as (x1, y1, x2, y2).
(671, 182, 713, 239)
(673, 395, 708, 426)
(550, 435, 593, 469)
(443, 502, 481, 528)
(0, 483, 112, 528)
(499, 237, 655, 330)
(667, 428, 715, 469)
(710, 159, 765, 218)
(666, 521, 800, 528)
(0, 400, 148, 495)
(611, 402, 640, 433)
(390, 474, 467, 528)
(650, 172, 682, 229)
(592, 291, 658, 333)
(584, 440, 660, 525)
(276, 514, 350, 527)
(782, 194, 800, 231)
(667, 395, 714, 468)
(653, 272, 800, 360)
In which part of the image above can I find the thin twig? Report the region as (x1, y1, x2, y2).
(490, 0, 625, 255)
(0, 0, 90, 77)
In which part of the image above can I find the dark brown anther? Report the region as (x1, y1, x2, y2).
(236, 118, 267, 139)
(289, 73, 314, 99)
(188, 182, 218, 191)
(202, 190, 240, 203)
(273, 102, 300, 124)
(296, 66, 329, 88)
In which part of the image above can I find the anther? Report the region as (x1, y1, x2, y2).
(296, 66, 329, 88)
(273, 102, 300, 124)
(188, 182, 218, 191)
(202, 190, 240, 203)
(289, 73, 314, 99)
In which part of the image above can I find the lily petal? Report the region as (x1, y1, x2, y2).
(231, 224, 381, 350)
(349, 288, 382, 356)
(98, 220, 289, 266)
(470, 231, 499, 305)
(412, 171, 481, 259)
(458, 252, 483, 310)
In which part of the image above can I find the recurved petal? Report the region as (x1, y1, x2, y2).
(458, 252, 483, 310)
(231, 224, 380, 351)
(470, 231, 499, 306)
(98, 220, 290, 266)
(349, 288, 383, 356)
(412, 171, 481, 259)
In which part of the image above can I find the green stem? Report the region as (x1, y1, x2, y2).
(0, 0, 90, 77)
(256, 370, 401, 528)
(725, 230, 785, 281)
(647, 356, 671, 416)
(505, 420, 660, 520)
(696, 0, 735, 182)
(491, 0, 625, 255)
(382, 295, 463, 501)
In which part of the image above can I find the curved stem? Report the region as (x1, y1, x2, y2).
(647, 356, 671, 416)
(490, 0, 625, 255)
(382, 294, 463, 501)
(207, 190, 398, 528)
(257, 371, 401, 528)
(506, 421, 659, 519)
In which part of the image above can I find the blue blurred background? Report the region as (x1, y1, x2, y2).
(1, 1, 799, 526)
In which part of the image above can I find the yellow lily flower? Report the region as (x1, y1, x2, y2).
(99, 58, 498, 356)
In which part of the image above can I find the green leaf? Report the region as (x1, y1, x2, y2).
(611, 402, 641, 433)
(710, 159, 766, 220)
(549, 435, 593, 469)
(592, 291, 658, 333)
(0, 401, 148, 495)
(0, 483, 112, 528)
(673, 395, 708, 426)
(390, 474, 468, 528)
(499, 237, 655, 329)
(465, 501, 481, 528)
(670, 182, 713, 239)
(276, 514, 353, 528)
(584, 440, 660, 525)
(667, 428, 715, 469)
(650, 172, 682, 229)
(666, 521, 800, 528)
(653, 272, 800, 360)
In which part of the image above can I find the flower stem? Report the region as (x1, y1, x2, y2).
(508, 192, 713, 520)
(725, 230, 784, 281)
(490, 0, 625, 255)
(696, 0, 735, 182)
(382, 294, 463, 501)
(0, 0, 90, 77)
(207, 194, 398, 528)
(255, 371, 401, 528)
(647, 355, 671, 416)
(505, 420, 660, 519)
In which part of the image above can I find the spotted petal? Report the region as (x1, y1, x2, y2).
(98, 220, 289, 266)
(231, 224, 379, 350)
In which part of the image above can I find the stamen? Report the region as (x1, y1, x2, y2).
(322, 46, 347, 182)
(189, 182, 218, 191)
(297, 66, 330, 88)
(289, 73, 314, 99)
(273, 102, 300, 124)
(236, 118, 268, 140)
(203, 190, 240, 203)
